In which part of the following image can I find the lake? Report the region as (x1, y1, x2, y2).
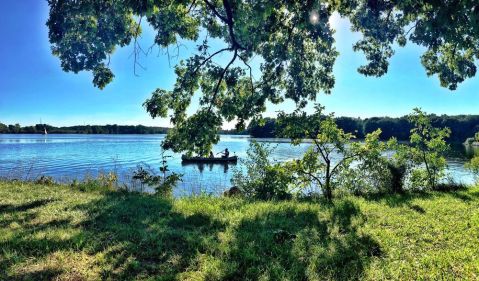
(0, 134, 476, 195)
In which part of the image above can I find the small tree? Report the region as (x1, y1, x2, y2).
(408, 108, 451, 189)
(132, 151, 182, 196)
(278, 105, 371, 201)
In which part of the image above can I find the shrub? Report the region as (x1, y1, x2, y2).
(386, 162, 407, 193)
(35, 175, 56, 186)
(384, 138, 411, 193)
(132, 166, 182, 197)
(70, 172, 118, 192)
(132, 152, 182, 196)
(340, 130, 405, 195)
(465, 155, 479, 182)
(257, 164, 293, 200)
(232, 141, 292, 200)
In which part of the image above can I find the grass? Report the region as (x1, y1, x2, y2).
(1, 182, 479, 280)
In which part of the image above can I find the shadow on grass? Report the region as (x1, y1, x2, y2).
(1, 192, 226, 280)
(362, 186, 478, 213)
(362, 192, 436, 214)
(0, 198, 55, 213)
(1, 192, 381, 280)
(74, 193, 226, 280)
(450, 192, 474, 202)
(224, 199, 381, 280)
(12, 269, 64, 281)
(363, 191, 433, 208)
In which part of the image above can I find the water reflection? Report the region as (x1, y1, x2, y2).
(181, 162, 234, 174)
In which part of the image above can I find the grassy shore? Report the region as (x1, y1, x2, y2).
(1, 181, 478, 280)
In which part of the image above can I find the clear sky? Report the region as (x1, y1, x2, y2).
(0, 1, 478, 128)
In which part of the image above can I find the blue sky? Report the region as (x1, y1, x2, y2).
(0, 1, 478, 128)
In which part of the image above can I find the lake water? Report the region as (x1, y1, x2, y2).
(0, 134, 476, 195)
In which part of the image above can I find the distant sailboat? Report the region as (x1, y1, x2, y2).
(40, 118, 47, 135)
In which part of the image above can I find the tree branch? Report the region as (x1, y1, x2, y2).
(131, 15, 147, 76)
(187, 0, 198, 13)
(238, 54, 254, 93)
(208, 49, 238, 112)
(203, 0, 228, 22)
(193, 47, 232, 76)
(331, 153, 360, 176)
(222, 0, 245, 50)
(299, 168, 324, 189)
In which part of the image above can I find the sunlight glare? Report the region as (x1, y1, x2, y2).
(310, 10, 319, 25)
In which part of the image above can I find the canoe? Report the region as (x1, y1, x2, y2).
(181, 155, 238, 163)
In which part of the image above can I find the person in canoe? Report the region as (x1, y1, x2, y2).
(220, 148, 230, 158)
(209, 151, 214, 158)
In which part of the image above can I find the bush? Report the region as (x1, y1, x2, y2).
(232, 141, 293, 200)
(35, 175, 56, 186)
(132, 164, 182, 197)
(256, 164, 293, 200)
(386, 162, 407, 193)
(465, 156, 479, 182)
(340, 131, 407, 195)
(70, 172, 118, 192)
(131, 152, 182, 196)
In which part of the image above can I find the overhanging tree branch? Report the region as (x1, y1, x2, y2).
(208, 48, 238, 112)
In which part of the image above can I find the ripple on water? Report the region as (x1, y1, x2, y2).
(0, 134, 476, 192)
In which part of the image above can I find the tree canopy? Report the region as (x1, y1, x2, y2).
(47, 0, 479, 154)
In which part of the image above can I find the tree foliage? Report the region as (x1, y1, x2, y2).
(408, 108, 451, 189)
(277, 104, 384, 201)
(274, 107, 453, 199)
(47, 0, 479, 152)
(465, 155, 479, 182)
(0, 123, 8, 134)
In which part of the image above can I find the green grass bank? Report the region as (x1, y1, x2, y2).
(1, 181, 479, 280)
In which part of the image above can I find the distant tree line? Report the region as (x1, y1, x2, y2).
(0, 123, 246, 135)
(0, 123, 168, 134)
(3, 114, 479, 142)
(248, 115, 479, 143)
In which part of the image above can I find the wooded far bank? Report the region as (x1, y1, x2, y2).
(0, 123, 241, 135)
(2, 113, 479, 143)
(248, 114, 479, 143)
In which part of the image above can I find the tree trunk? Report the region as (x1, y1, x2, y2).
(325, 161, 332, 201)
